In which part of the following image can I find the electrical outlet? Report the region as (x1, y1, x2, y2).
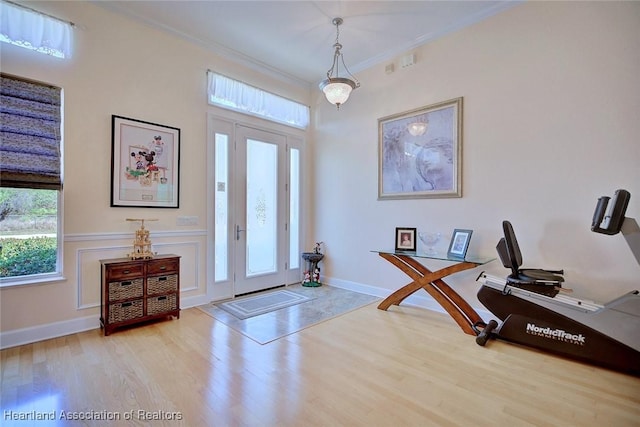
(385, 63, 394, 74)
(401, 53, 416, 68)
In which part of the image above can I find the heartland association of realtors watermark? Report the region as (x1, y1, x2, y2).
(3, 409, 183, 421)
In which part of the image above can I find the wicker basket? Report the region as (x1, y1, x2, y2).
(108, 299, 143, 323)
(147, 294, 177, 316)
(108, 278, 143, 301)
(147, 275, 178, 295)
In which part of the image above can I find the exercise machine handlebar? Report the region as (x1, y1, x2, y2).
(592, 188, 640, 266)
(591, 189, 630, 235)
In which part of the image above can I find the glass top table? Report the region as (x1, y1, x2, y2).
(372, 250, 496, 336)
(372, 250, 495, 265)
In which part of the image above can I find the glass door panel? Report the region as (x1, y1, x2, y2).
(246, 139, 278, 277)
(214, 133, 229, 282)
(289, 147, 300, 270)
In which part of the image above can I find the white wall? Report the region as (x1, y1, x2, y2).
(313, 1, 640, 309)
(0, 1, 310, 346)
(1, 1, 638, 346)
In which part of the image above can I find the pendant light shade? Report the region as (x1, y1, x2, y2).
(320, 78, 356, 106)
(319, 18, 360, 109)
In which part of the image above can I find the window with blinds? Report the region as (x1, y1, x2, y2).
(0, 74, 63, 284)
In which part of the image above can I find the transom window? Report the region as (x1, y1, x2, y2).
(207, 71, 309, 129)
(0, 0, 73, 59)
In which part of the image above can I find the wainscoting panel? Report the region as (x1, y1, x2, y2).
(73, 233, 205, 311)
(77, 245, 130, 310)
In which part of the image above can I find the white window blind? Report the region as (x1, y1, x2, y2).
(0, 0, 73, 58)
(208, 72, 309, 129)
(0, 74, 63, 190)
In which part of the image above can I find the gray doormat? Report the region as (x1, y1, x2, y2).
(197, 284, 380, 344)
(216, 289, 314, 319)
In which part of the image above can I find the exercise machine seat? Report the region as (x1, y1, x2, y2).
(498, 221, 564, 296)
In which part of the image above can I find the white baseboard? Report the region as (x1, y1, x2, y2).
(0, 315, 99, 350)
(0, 294, 212, 350)
(0, 280, 493, 350)
(181, 293, 212, 309)
(325, 276, 494, 321)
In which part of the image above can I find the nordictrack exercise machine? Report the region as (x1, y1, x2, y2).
(475, 189, 640, 376)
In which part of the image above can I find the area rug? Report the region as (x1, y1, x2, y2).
(197, 284, 380, 344)
(216, 289, 314, 320)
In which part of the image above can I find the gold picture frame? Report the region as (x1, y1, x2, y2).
(378, 97, 463, 199)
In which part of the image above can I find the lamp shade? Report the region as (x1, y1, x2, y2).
(320, 77, 357, 107)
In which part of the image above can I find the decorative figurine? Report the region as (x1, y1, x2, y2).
(302, 270, 312, 285)
(301, 242, 324, 287)
(126, 218, 158, 259)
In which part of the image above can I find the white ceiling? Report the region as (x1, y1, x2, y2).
(97, 1, 519, 88)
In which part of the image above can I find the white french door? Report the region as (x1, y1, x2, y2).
(210, 117, 302, 298)
(233, 126, 287, 295)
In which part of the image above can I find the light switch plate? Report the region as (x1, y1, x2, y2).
(177, 216, 198, 226)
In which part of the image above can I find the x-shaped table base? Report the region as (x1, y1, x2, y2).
(377, 252, 484, 336)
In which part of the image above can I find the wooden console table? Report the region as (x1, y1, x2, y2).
(373, 250, 494, 336)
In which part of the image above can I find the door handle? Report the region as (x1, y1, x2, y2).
(236, 224, 246, 240)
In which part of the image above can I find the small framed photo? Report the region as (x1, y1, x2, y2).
(447, 229, 473, 260)
(395, 227, 417, 252)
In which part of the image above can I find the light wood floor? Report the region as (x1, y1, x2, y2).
(2, 304, 639, 426)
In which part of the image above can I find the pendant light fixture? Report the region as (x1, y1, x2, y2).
(319, 17, 360, 109)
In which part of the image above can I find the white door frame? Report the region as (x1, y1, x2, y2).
(206, 112, 305, 301)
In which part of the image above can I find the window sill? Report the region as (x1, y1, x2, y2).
(0, 273, 66, 289)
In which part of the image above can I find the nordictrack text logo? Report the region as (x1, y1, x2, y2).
(526, 323, 586, 346)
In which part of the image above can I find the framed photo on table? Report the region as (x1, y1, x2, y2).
(395, 227, 417, 252)
(447, 229, 473, 260)
(111, 115, 180, 208)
